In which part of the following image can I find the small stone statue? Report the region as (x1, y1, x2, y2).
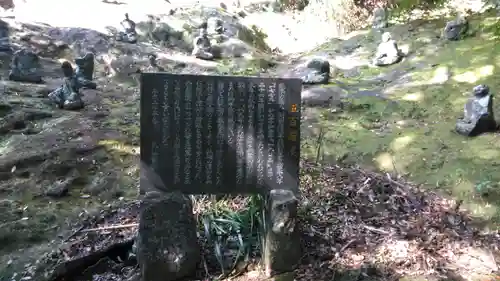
(75, 52, 97, 89)
(148, 54, 157, 67)
(192, 28, 214, 60)
(372, 7, 388, 30)
(207, 17, 224, 35)
(207, 17, 227, 43)
(137, 54, 165, 73)
(8, 48, 43, 84)
(444, 15, 469, 41)
(116, 13, 137, 44)
(148, 54, 165, 71)
(48, 62, 84, 110)
(372, 32, 404, 67)
(455, 84, 497, 136)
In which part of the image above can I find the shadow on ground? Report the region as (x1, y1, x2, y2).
(295, 161, 499, 281)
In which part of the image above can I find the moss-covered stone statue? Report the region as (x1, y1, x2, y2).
(455, 84, 497, 136)
(48, 62, 84, 110)
(444, 15, 469, 41)
(8, 48, 43, 83)
(192, 27, 214, 60)
(116, 13, 137, 44)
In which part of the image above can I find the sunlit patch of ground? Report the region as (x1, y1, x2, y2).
(301, 13, 500, 226)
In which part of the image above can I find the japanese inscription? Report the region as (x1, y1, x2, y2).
(140, 73, 302, 194)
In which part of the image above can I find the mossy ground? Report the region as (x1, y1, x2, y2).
(301, 12, 500, 225)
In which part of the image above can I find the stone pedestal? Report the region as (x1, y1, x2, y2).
(137, 191, 200, 281)
(263, 189, 302, 277)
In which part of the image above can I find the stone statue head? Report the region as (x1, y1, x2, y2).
(382, 32, 392, 42)
(125, 13, 129, 20)
(472, 84, 489, 98)
(61, 61, 74, 77)
(148, 53, 157, 66)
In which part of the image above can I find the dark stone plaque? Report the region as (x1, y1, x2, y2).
(140, 73, 302, 194)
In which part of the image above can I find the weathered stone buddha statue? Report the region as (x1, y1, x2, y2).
(116, 13, 137, 43)
(48, 62, 85, 110)
(372, 32, 404, 67)
(444, 15, 469, 41)
(455, 84, 497, 136)
(192, 27, 214, 60)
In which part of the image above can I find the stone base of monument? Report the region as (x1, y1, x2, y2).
(263, 189, 302, 277)
(137, 191, 201, 281)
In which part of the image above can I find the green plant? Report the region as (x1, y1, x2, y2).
(198, 194, 265, 276)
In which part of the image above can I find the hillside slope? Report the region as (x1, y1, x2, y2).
(0, 2, 500, 281)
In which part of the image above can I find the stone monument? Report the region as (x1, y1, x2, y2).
(139, 73, 303, 280)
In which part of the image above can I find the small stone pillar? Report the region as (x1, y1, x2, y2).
(263, 189, 302, 277)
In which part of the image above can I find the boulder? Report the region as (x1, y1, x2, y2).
(0, 0, 14, 10)
(211, 38, 251, 58)
(46, 27, 111, 56)
(137, 191, 200, 281)
(288, 58, 331, 85)
(301, 86, 346, 107)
